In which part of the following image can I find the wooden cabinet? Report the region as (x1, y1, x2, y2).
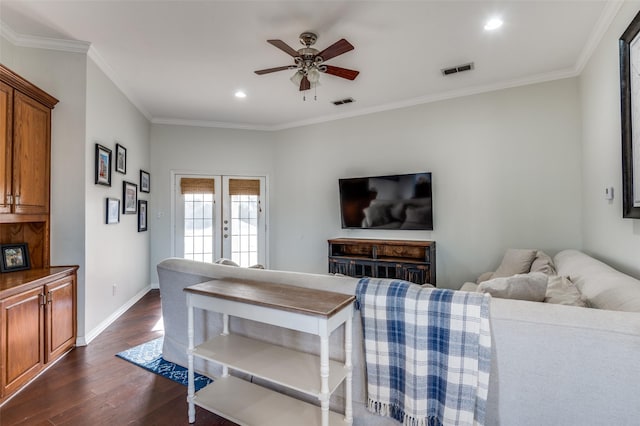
(0, 64, 57, 271)
(328, 238, 436, 286)
(0, 286, 44, 399)
(0, 69, 55, 220)
(0, 65, 75, 404)
(0, 267, 77, 401)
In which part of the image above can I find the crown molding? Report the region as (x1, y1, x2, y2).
(0, 21, 90, 53)
(151, 117, 273, 132)
(87, 46, 152, 121)
(574, 0, 623, 74)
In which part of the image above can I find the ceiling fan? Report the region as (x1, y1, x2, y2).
(254, 32, 359, 91)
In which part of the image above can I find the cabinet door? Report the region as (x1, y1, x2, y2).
(12, 91, 50, 215)
(45, 275, 76, 362)
(0, 81, 12, 214)
(0, 287, 45, 398)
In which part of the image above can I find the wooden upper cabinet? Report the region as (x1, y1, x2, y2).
(0, 81, 13, 215)
(0, 65, 57, 220)
(12, 91, 51, 216)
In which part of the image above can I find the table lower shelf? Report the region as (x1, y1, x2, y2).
(193, 375, 349, 426)
(193, 334, 348, 397)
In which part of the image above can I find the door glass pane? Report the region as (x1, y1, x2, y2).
(229, 194, 259, 267)
(183, 192, 215, 262)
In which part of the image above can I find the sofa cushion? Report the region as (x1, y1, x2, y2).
(478, 272, 548, 301)
(530, 250, 557, 275)
(555, 249, 640, 312)
(545, 275, 587, 307)
(492, 248, 537, 278)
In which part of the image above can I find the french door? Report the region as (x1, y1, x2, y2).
(174, 174, 266, 267)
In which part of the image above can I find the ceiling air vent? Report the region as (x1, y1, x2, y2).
(441, 62, 474, 76)
(332, 97, 355, 106)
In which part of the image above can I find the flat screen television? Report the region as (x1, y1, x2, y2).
(339, 172, 433, 230)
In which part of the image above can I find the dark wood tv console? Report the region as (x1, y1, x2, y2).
(328, 238, 436, 286)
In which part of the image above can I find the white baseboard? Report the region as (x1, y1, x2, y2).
(77, 285, 152, 346)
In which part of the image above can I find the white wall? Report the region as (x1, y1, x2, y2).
(272, 79, 583, 288)
(150, 78, 583, 289)
(149, 124, 275, 284)
(580, 1, 640, 277)
(85, 59, 151, 335)
(1, 38, 89, 339)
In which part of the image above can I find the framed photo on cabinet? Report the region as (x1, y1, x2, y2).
(138, 200, 148, 232)
(123, 181, 137, 214)
(140, 170, 150, 193)
(115, 142, 127, 174)
(95, 144, 112, 186)
(0, 243, 30, 273)
(106, 198, 120, 224)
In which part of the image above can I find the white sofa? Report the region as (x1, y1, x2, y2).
(157, 250, 640, 425)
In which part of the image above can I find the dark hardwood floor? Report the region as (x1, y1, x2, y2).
(0, 290, 237, 425)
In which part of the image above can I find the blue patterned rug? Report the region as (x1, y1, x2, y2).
(116, 337, 212, 391)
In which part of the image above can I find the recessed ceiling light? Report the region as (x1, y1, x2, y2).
(234, 91, 247, 99)
(484, 17, 503, 31)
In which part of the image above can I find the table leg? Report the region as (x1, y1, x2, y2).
(345, 315, 353, 425)
(187, 301, 195, 423)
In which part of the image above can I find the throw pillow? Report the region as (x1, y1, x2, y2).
(492, 248, 537, 278)
(477, 272, 548, 302)
(530, 250, 557, 275)
(545, 275, 587, 307)
(214, 258, 239, 267)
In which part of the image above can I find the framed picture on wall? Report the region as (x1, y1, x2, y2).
(620, 10, 640, 218)
(0, 243, 30, 273)
(123, 181, 137, 214)
(106, 198, 120, 224)
(140, 170, 150, 193)
(95, 144, 112, 186)
(138, 200, 148, 232)
(115, 142, 127, 174)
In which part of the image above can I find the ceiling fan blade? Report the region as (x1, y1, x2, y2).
(317, 39, 354, 61)
(254, 65, 296, 75)
(267, 39, 299, 57)
(323, 65, 359, 80)
(300, 75, 311, 91)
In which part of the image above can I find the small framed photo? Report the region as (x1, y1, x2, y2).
(95, 144, 112, 186)
(115, 142, 127, 174)
(138, 200, 148, 232)
(123, 181, 137, 214)
(140, 170, 150, 193)
(106, 198, 120, 224)
(0, 243, 31, 273)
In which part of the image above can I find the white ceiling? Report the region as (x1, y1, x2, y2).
(0, 1, 618, 130)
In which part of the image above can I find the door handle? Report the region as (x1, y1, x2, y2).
(224, 234, 229, 238)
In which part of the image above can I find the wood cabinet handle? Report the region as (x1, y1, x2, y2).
(6, 194, 12, 205)
(39, 293, 46, 306)
(47, 291, 52, 304)
(14, 195, 20, 206)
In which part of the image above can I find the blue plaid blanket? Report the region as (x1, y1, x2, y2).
(356, 278, 491, 426)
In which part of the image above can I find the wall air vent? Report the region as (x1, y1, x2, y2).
(441, 62, 474, 76)
(332, 97, 355, 106)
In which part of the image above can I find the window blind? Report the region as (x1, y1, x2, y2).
(180, 178, 215, 194)
(228, 179, 260, 196)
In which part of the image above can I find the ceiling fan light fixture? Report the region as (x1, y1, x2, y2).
(307, 68, 321, 83)
(290, 71, 303, 86)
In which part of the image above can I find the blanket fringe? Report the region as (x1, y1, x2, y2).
(367, 398, 442, 426)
